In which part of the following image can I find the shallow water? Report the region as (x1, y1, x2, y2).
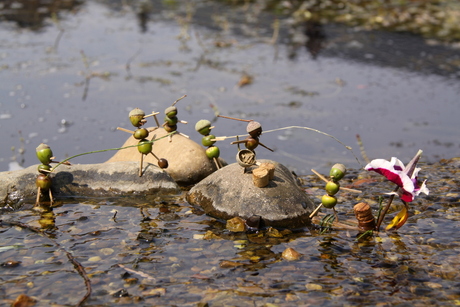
(0, 0, 458, 175)
(1, 160, 460, 306)
(1, 1, 460, 306)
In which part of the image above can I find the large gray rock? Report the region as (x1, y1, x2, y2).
(186, 160, 316, 228)
(0, 161, 180, 207)
(106, 128, 225, 186)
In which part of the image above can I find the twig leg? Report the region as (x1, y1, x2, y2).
(35, 187, 41, 206)
(139, 154, 144, 177)
(49, 189, 54, 205)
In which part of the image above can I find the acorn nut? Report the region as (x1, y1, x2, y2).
(202, 135, 216, 147)
(321, 194, 337, 209)
(246, 121, 262, 138)
(195, 119, 212, 135)
(325, 181, 340, 195)
(205, 146, 220, 159)
(36, 174, 52, 190)
(36, 143, 53, 165)
(158, 158, 168, 169)
(165, 106, 177, 118)
(330, 163, 346, 181)
(134, 128, 149, 140)
(137, 139, 152, 154)
(129, 108, 146, 127)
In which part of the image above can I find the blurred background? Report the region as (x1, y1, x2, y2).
(1, 0, 459, 175)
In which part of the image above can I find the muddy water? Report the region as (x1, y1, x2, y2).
(1, 1, 460, 306)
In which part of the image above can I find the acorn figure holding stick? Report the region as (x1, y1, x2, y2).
(35, 143, 70, 206)
(195, 119, 222, 169)
(163, 95, 189, 142)
(117, 108, 168, 176)
(217, 115, 274, 153)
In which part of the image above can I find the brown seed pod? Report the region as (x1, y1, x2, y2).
(353, 202, 376, 231)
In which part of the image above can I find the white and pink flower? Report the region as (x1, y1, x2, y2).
(364, 150, 429, 203)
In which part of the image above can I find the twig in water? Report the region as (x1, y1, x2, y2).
(118, 264, 156, 282)
(356, 134, 370, 164)
(1, 220, 91, 307)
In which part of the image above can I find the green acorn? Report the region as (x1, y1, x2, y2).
(129, 108, 146, 127)
(202, 135, 216, 147)
(36, 143, 53, 165)
(325, 181, 340, 196)
(329, 163, 346, 181)
(134, 128, 149, 140)
(245, 137, 259, 150)
(164, 115, 178, 126)
(37, 164, 52, 174)
(165, 106, 177, 118)
(36, 174, 52, 190)
(205, 146, 220, 159)
(164, 124, 177, 132)
(137, 139, 152, 155)
(195, 119, 212, 136)
(321, 194, 337, 209)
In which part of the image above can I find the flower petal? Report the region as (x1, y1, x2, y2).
(385, 205, 409, 231)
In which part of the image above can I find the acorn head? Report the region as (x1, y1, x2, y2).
(247, 121, 262, 138)
(329, 163, 346, 181)
(36, 143, 53, 164)
(195, 119, 212, 135)
(165, 106, 177, 118)
(129, 108, 146, 127)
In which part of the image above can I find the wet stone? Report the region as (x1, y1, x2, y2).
(106, 128, 226, 186)
(0, 161, 180, 207)
(186, 160, 315, 229)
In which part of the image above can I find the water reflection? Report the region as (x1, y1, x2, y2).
(0, 0, 83, 30)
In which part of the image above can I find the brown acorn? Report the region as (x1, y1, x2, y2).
(246, 121, 262, 138)
(36, 174, 52, 190)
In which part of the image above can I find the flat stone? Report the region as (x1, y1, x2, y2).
(186, 160, 315, 228)
(106, 128, 225, 186)
(0, 161, 180, 207)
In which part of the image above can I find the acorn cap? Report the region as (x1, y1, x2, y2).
(246, 121, 261, 133)
(129, 108, 145, 118)
(129, 108, 146, 127)
(36, 143, 51, 153)
(195, 119, 212, 132)
(165, 106, 177, 116)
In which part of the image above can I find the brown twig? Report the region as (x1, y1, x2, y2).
(217, 115, 253, 122)
(1, 220, 92, 307)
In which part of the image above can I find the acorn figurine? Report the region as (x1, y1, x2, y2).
(117, 108, 168, 176)
(163, 95, 189, 142)
(35, 143, 72, 206)
(195, 119, 221, 169)
(309, 164, 348, 221)
(217, 115, 273, 154)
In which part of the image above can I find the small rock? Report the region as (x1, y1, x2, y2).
(282, 247, 302, 261)
(226, 217, 246, 232)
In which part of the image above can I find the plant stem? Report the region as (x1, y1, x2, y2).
(49, 132, 175, 174)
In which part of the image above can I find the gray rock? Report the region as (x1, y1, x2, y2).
(106, 128, 226, 186)
(0, 161, 180, 207)
(186, 160, 316, 228)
